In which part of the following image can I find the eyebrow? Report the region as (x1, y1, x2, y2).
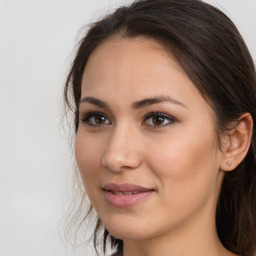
(79, 96, 187, 109)
(132, 96, 187, 109)
(79, 96, 110, 108)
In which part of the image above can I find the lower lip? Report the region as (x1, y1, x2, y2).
(104, 190, 154, 208)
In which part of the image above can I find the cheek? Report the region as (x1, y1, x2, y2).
(146, 127, 219, 205)
(75, 132, 108, 213)
(75, 132, 103, 189)
(150, 129, 216, 170)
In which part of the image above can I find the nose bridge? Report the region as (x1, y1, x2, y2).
(102, 122, 141, 172)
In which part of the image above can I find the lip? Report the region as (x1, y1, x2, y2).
(103, 183, 155, 208)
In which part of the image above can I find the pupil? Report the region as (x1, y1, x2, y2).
(153, 116, 164, 125)
(95, 116, 105, 124)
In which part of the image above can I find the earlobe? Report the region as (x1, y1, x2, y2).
(220, 113, 253, 172)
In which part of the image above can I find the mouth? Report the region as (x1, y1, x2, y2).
(103, 183, 155, 208)
(110, 191, 140, 195)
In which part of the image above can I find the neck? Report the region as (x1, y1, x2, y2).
(122, 202, 236, 256)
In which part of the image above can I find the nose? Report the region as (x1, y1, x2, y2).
(101, 125, 142, 172)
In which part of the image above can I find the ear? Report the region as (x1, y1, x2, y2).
(220, 113, 253, 172)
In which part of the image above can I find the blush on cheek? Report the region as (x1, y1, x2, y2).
(75, 140, 91, 179)
(75, 136, 103, 194)
(150, 130, 217, 182)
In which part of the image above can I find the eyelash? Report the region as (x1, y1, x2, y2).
(79, 111, 176, 128)
(142, 112, 176, 128)
(79, 111, 111, 126)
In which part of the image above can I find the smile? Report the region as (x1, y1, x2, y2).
(111, 191, 140, 195)
(103, 183, 155, 208)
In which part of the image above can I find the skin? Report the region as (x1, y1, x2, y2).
(75, 36, 241, 256)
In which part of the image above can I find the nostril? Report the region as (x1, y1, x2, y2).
(101, 131, 142, 172)
(101, 154, 126, 172)
(101, 150, 142, 172)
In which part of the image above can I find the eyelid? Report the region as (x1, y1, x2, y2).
(142, 112, 176, 128)
(79, 111, 111, 126)
(79, 110, 176, 128)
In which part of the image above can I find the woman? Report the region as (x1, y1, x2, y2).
(64, 0, 256, 255)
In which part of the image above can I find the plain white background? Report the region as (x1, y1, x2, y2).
(0, 0, 255, 255)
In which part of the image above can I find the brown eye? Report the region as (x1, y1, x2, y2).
(143, 112, 176, 128)
(152, 116, 164, 125)
(95, 115, 107, 124)
(80, 112, 111, 126)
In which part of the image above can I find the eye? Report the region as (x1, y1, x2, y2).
(79, 112, 111, 126)
(142, 112, 175, 128)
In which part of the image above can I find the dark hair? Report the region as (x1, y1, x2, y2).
(64, 0, 256, 255)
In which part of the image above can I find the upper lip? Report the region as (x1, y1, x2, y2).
(103, 183, 154, 192)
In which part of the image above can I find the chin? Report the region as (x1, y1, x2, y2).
(102, 215, 160, 241)
(107, 227, 150, 241)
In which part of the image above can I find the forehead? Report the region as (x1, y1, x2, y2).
(83, 37, 187, 92)
(81, 36, 211, 114)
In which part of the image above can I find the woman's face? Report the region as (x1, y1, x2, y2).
(76, 37, 225, 241)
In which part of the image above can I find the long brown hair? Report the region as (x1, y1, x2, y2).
(64, 0, 256, 255)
